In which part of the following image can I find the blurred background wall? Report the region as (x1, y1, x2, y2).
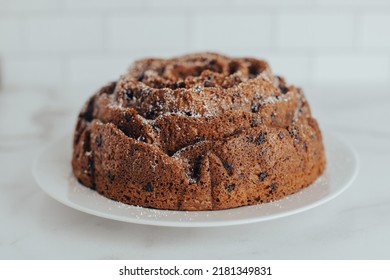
(1, 0, 390, 96)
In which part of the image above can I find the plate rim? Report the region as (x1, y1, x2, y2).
(32, 132, 359, 227)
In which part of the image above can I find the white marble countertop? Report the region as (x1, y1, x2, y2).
(1, 85, 389, 259)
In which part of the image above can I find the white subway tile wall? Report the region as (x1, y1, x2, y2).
(191, 14, 273, 49)
(0, 18, 23, 53)
(313, 53, 390, 83)
(359, 14, 390, 48)
(2, 56, 63, 88)
(277, 13, 355, 48)
(26, 17, 105, 52)
(1, 0, 390, 93)
(109, 15, 188, 51)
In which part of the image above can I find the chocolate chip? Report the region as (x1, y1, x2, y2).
(232, 126, 244, 135)
(222, 160, 234, 176)
(137, 135, 146, 142)
(278, 131, 285, 139)
(268, 184, 278, 192)
(280, 85, 289, 94)
(251, 117, 258, 127)
(95, 134, 103, 147)
(251, 102, 260, 113)
(194, 85, 202, 92)
(152, 122, 160, 130)
(194, 135, 203, 143)
(204, 80, 215, 87)
(246, 136, 254, 143)
(224, 183, 235, 193)
(145, 110, 156, 119)
(184, 111, 192, 116)
(255, 131, 266, 145)
(258, 172, 268, 182)
(233, 76, 241, 84)
(137, 72, 145, 81)
(124, 112, 132, 122)
(123, 88, 133, 100)
(143, 183, 153, 192)
(158, 83, 166, 88)
(80, 97, 94, 121)
(233, 91, 241, 97)
(154, 100, 163, 108)
(288, 127, 300, 142)
(107, 171, 115, 183)
(209, 59, 217, 65)
(173, 81, 186, 89)
(288, 127, 296, 137)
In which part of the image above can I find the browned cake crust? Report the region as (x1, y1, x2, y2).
(72, 52, 326, 210)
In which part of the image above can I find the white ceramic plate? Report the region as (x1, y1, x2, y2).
(33, 133, 358, 227)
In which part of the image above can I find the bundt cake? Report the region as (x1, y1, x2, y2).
(72, 52, 326, 211)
